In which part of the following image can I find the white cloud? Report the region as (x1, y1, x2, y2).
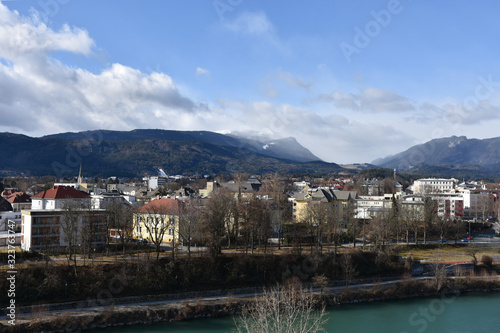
(196, 67, 210, 77)
(260, 69, 313, 99)
(210, 99, 413, 163)
(318, 88, 415, 113)
(224, 11, 274, 35)
(275, 69, 313, 90)
(0, 4, 94, 60)
(0, 3, 199, 135)
(0, 3, 418, 164)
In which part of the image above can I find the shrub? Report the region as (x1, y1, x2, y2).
(481, 255, 493, 268)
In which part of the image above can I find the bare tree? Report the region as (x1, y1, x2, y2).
(345, 199, 360, 248)
(312, 274, 329, 298)
(432, 251, 447, 291)
(435, 217, 454, 244)
(80, 208, 107, 264)
(369, 210, 392, 248)
(465, 244, 479, 267)
(141, 203, 174, 260)
(107, 201, 134, 254)
(201, 188, 234, 258)
(400, 202, 421, 244)
(305, 202, 332, 252)
(244, 196, 272, 254)
(341, 252, 358, 287)
(421, 196, 436, 244)
(61, 200, 84, 274)
(476, 192, 491, 221)
(260, 174, 292, 250)
(451, 219, 466, 244)
(178, 198, 202, 260)
(235, 283, 328, 333)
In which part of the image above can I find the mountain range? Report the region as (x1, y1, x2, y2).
(373, 136, 500, 178)
(44, 129, 321, 163)
(0, 129, 345, 177)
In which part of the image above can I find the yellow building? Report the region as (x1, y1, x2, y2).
(133, 198, 182, 244)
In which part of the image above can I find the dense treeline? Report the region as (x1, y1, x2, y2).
(0, 251, 404, 306)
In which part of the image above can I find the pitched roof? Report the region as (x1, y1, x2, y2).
(5, 192, 31, 204)
(332, 190, 358, 201)
(32, 186, 90, 200)
(1, 189, 18, 197)
(136, 198, 183, 214)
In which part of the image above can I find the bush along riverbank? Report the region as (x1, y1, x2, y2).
(0, 251, 405, 307)
(2, 273, 500, 333)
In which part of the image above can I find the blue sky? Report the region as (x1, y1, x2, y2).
(2, 0, 500, 164)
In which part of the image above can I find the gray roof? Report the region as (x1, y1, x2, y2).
(292, 189, 358, 202)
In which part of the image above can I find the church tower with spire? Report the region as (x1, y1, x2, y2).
(77, 164, 83, 185)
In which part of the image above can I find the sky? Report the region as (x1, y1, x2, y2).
(2, 0, 500, 164)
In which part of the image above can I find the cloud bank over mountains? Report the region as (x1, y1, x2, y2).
(2, 3, 500, 164)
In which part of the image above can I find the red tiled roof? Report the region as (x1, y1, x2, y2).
(136, 198, 183, 214)
(32, 186, 90, 199)
(1, 189, 17, 197)
(5, 192, 31, 204)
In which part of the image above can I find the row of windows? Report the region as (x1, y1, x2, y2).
(135, 225, 175, 236)
(32, 236, 60, 246)
(0, 215, 21, 219)
(33, 217, 60, 225)
(33, 226, 59, 236)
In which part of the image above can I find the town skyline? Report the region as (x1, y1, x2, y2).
(2, 1, 500, 164)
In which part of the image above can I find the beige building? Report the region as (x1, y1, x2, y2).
(133, 198, 182, 243)
(290, 188, 357, 225)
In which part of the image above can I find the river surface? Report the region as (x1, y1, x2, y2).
(97, 292, 500, 332)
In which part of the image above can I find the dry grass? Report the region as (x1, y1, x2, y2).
(399, 245, 500, 262)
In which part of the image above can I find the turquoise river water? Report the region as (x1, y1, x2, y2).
(97, 292, 500, 332)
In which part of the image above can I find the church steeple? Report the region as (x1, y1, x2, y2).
(77, 165, 83, 185)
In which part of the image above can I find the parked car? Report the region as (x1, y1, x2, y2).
(461, 238, 469, 242)
(440, 238, 447, 243)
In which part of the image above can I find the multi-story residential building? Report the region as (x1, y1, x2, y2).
(431, 194, 464, 219)
(290, 188, 357, 226)
(412, 178, 456, 194)
(402, 193, 464, 219)
(21, 186, 107, 252)
(355, 195, 393, 220)
(31, 186, 90, 210)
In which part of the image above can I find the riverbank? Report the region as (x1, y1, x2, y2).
(1, 275, 499, 333)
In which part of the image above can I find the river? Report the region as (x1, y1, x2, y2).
(96, 292, 500, 332)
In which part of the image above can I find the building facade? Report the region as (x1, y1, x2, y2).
(412, 178, 456, 194)
(133, 198, 183, 244)
(21, 186, 107, 252)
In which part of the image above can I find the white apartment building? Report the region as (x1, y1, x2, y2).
(412, 178, 456, 194)
(355, 196, 392, 219)
(21, 186, 107, 252)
